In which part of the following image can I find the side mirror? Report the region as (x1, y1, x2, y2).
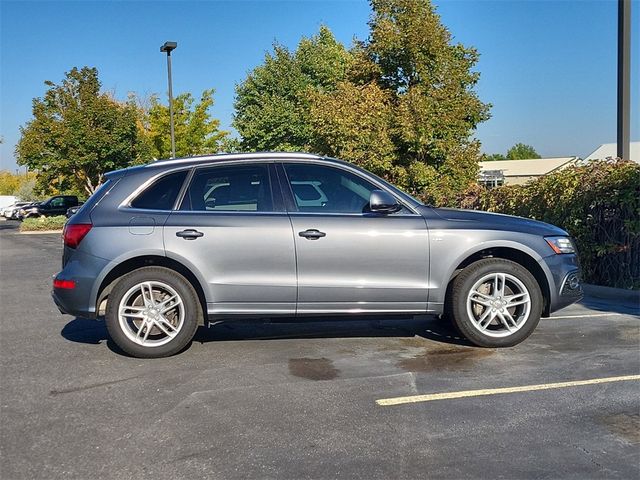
(369, 190, 401, 214)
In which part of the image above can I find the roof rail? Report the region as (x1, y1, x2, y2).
(147, 151, 323, 167)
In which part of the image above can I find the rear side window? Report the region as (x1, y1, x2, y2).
(131, 171, 187, 210)
(180, 164, 272, 212)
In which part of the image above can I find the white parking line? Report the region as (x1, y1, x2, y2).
(376, 374, 640, 406)
(548, 313, 631, 320)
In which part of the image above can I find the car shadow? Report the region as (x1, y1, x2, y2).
(0, 221, 19, 231)
(60, 318, 129, 356)
(578, 296, 640, 316)
(60, 314, 471, 355)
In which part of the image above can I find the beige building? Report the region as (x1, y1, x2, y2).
(584, 142, 640, 163)
(479, 157, 579, 186)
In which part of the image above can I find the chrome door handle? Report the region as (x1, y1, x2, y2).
(176, 229, 204, 240)
(298, 229, 326, 240)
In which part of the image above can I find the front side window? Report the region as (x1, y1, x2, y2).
(283, 163, 379, 214)
(180, 164, 272, 212)
(131, 170, 187, 210)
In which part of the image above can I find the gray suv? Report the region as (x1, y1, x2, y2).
(53, 153, 582, 358)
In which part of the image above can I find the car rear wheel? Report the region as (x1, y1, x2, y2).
(447, 258, 543, 347)
(105, 267, 202, 358)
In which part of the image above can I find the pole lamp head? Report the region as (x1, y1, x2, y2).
(160, 41, 177, 53)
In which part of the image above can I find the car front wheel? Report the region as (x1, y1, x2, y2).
(447, 258, 543, 347)
(105, 267, 202, 358)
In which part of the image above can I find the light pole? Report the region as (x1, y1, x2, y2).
(617, 0, 631, 160)
(160, 41, 177, 158)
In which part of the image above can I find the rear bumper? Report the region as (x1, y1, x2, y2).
(52, 250, 110, 319)
(52, 288, 96, 319)
(542, 253, 583, 315)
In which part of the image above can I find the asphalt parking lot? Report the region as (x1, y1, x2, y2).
(1, 220, 639, 479)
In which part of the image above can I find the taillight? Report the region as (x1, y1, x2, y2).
(53, 279, 76, 289)
(63, 223, 92, 248)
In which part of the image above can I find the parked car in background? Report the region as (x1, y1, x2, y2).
(12, 202, 39, 219)
(52, 152, 583, 358)
(65, 205, 82, 218)
(18, 195, 79, 219)
(2, 201, 31, 219)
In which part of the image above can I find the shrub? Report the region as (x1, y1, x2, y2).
(20, 215, 67, 232)
(460, 160, 639, 289)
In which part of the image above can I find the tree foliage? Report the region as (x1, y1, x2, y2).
(16, 67, 145, 194)
(483, 143, 541, 161)
(308, 81, 395, 175)
(16, 67, 229, 195)
(234, 0, 490, 205)
(459, 160, 640, 289)
(234, 26, 352, 151)
(366, 0, 489, 163)
(0, 171, 39, 200)
(0, 171, 22, 195)
(140, 89, 228, 159)
(482, 153, 506, 161)
(506, 143, 540, 160)
(13, 175, 39, 201)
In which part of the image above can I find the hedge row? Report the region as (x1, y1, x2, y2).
(20, 215, 67, 232)
(458, 160, 639, 289)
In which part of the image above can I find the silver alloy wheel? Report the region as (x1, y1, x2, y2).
(118, 281, 185, 347)
(465, 272, 531, 338)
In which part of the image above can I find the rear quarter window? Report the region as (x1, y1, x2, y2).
(131, 171, 188, 210)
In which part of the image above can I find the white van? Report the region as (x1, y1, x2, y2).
(0, 196, 19, 210)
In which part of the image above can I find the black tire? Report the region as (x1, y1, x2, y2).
(448, 258, 543, 348)
(105, 266, 202, 358)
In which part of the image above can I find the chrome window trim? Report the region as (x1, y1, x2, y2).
(285, 212, 421, 218)
(119, 156, 421, 216)
(165, 210, 289, 216)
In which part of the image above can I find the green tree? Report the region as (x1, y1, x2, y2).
(0, 171, 21, 195)
(0, 171, 39, 199)
(364, 0, 490, 180)
(141, 89, 228, 159)
(506, 143, 540, 160)
(308, 82, 395, 175)
(13, 174, 39, 201)
(482, 153, 506, 161)
(16, 67, 145, 194)
(234, 26, 352, 151)
(233, 1, 490, 206)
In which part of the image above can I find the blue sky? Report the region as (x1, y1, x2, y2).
(1, 0, 638, 171)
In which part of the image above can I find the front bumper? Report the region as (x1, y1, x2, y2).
(542, 253, 583, 315)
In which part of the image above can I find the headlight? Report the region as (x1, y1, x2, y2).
(545, 236, 575, 254)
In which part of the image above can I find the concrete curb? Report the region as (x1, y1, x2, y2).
(583, 283, 639, 306)
(19, 230, 63, 235)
